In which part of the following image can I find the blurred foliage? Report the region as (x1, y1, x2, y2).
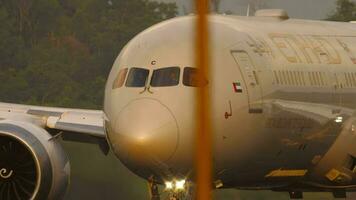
(0, 0, 177, 109)
(327, 0, 356, 21)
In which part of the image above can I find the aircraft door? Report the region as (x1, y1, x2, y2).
(231, 50, 263, 113)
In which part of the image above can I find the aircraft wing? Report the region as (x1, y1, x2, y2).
(0, 102, 106, 139)
(270, 99, 353, 124)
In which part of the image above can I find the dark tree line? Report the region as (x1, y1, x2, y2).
(327, 0, 356, 21)
(0, 0, 177, 109)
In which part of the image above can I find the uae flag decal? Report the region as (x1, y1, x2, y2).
(233, 82, 243, 93)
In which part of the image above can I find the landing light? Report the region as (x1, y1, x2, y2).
(165, 179, 186, 190)
(335, 116, 343, 123)
(175, 180, 186, 190)
(165, 181, 173, 190)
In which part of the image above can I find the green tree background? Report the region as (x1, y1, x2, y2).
(0, 0, 177, 109)
(0, 0, 355, 199)
(327, 0, 356, 21)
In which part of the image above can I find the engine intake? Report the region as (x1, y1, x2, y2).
(0, 135, 39, 199)
(0, 120, 70, 200)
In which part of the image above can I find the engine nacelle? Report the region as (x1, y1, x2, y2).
(0, 120, 70, 200)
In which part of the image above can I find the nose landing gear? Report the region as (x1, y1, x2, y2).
(148, 177, 160, 200)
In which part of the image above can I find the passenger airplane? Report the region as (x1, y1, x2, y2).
(1, 9, 356, 200)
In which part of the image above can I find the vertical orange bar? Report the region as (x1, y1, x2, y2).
(195, 0, 212, 200)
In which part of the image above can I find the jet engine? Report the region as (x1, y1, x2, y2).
(0, 120, 70, 200)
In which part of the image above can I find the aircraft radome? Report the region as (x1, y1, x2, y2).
(1, 9, 356, 200)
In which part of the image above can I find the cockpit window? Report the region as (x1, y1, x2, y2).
(125, 68, 149, 87)
(112, 68, 128, 89)
(183, 67, 208, 87)
(150, 67, 180, 87)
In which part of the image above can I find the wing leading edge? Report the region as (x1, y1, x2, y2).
(0, 102, 106, 138)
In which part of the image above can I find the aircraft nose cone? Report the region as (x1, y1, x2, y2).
(113, 99, 179, 166)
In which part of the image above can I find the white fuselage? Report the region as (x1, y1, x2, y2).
(104, 15, 356, 191)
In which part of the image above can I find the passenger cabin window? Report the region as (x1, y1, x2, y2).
(150, 67, 180, 87)
(308, 72, 313, 86)
(286, 71, 291, 85)
(183, 67, 208, 87)
(112, 68, 128, 89)
(289, 71, 295, 85)
(125, 68, 149, 87)
(273, 71, 279, 84)
(301, 72, 306, 86)
(319, 72, 324, 86)
(346, 73, 352, 87)
(278, 71, 284, 85)
(297, 72, 301, 85)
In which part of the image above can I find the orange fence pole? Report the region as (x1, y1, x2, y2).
(195, 0, 212, 200)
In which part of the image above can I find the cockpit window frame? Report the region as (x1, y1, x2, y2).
(183, 67, 208, 87)
(150, 66, 181, 87)
(125, 67, 150, 88)
(112, 68, 128, 89)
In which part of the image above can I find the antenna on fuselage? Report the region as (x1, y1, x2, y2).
(247, 4, 250, 16)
